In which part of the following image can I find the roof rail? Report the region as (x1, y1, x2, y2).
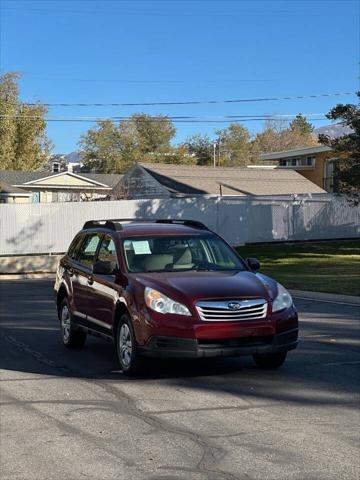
(82, 218, 209, 232)
(83, 219, 154, 231)
(155, 219, 208, 230)
(82, 220, 123, 231)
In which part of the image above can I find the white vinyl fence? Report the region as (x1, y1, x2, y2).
(0, 194, 359, 255)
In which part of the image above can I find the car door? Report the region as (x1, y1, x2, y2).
(73, 232, 102, 323)
(88, 234, 120, 332)
(61, 233, 85, 316)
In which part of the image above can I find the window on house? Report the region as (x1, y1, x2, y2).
(324, 159, 336, 192)
(280, 156, 315, 167)
(52, 162, 60, 173)
(307, 156, 315, 166)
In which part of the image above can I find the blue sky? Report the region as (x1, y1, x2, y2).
(1, 0, 359, 153)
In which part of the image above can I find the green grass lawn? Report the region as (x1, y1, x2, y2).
(236, 240, 360, 296)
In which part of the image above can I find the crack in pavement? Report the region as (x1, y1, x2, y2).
(2, 332, 250, 480)
(90, 378, 248, 480)
(144, 404, 275, 415)
(1, 390, 139, 471)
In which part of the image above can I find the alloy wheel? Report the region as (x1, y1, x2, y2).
(61, 304, 71, 342)
(119, 323, 133, 368)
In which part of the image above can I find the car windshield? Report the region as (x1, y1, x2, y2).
(122, 235, 246, 273)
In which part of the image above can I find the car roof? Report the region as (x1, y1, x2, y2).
(118, 222, 212, 237)
(81, 222, 212, 238)
(79, 219, 213, 238)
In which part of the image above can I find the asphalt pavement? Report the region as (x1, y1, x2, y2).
(0, 280, 359, 480)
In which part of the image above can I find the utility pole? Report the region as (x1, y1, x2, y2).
(213, 142, 217, 167)
(218, 134, 221, 167)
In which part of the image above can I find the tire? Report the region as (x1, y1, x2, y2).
(116, 314, 143, 376)
(253, 351, 287, 369)
(59, 298, 86, 349)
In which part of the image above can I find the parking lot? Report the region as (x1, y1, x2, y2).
(0, 280, 359, 480)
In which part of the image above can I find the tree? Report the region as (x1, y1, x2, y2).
(252, 119, 287, 153)
(161, 144, 197, 165)
(0, 73, 20, 169)
(79, 113, 177, 173)
(183, 133, 214, 166)
(254, 116, 318, 153)
(0, 72, 51, 171)
(216, 123, 258, 166)
(125, 113, 175, 155)
(79, 120, 124, 173)
(14, 103, 52, 170)
(290, 114, 314, 136)
(318, 93, 360, 195)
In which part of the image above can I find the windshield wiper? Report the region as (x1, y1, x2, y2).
(194, 265, 244, 272)
(192, 265, 219, 271)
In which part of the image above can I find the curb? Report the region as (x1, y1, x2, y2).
(290, 289, 360, 306)
(0, 273, 55, 280)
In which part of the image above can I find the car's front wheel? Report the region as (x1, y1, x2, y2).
(116, 314, 143, 376)
(59, 298, 86, 349)
(253, 351, 287, 369)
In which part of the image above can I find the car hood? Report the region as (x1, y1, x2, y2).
(132, 270, 277, 303)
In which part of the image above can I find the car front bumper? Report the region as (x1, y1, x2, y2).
(137, 327, 298, 359)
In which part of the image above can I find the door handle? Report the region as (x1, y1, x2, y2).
(87, 275, 94, 285)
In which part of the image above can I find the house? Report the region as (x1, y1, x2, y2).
(0, 181, 32, 204)
(46, 151, 85, 174)
(48, 154, 67, 174)
(260, 145, 337, 192)
(111, 162, 326, 199)
(0, 170, 121, 203)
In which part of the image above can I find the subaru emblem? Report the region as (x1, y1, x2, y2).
(228, 301, 242, 310)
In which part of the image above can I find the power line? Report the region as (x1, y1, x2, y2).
(22, 92, 356, 108)
(0, 114, 328, 123)
(1, 113, 326, 119)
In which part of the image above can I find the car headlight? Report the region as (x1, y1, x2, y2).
(272, 283, 293, 312)
(144, 287, 191, 316)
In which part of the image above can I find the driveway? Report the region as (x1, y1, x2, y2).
(0, 280, 359, 480)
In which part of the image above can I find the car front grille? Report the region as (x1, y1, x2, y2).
(196, 299, 268, 322)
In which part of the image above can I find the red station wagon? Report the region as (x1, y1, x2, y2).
(54, 219, 298, 375)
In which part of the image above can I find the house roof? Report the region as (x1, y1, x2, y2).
(260, 145, 332, 161)
(0, 180, 30, 195)
(81, 172, 121, 187)
(139, 163, 326, 196)
(0, 170, 121, 188)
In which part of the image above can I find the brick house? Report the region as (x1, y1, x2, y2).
(260, 145, 338, 192)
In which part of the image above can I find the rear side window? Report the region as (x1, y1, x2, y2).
(77, 234, 101, 269)
(97, 235, 118, 269)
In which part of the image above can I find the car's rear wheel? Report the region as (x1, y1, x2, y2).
(116, 314, 143, 376)
(253, 351, 287, 369)
(59, 298, 86, 349)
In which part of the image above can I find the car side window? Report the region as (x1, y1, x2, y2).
(97, 235, 118, 270)
(68, 234, 84, 260)
(77, 233, 101, 269)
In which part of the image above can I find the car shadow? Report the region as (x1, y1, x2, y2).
(1, 280, 359, 410)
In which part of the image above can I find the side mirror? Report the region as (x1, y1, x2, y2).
(93, 260, 115, 275)
(246, 257, 260, 271)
